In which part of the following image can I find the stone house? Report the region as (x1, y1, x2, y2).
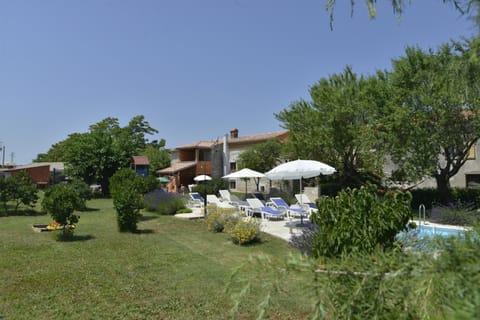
(158, 128, 288, 193)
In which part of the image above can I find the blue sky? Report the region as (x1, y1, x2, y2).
(0, 0, 475, 165)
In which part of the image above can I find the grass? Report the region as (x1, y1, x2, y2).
(0, 198, 312, 319)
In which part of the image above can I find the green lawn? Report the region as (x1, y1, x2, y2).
(0, 198, 312, 319)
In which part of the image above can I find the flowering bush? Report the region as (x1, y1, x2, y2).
(228, 220, 260, 245)
(205, 210, 226, 232)
(42, 184, 80, 240)
(205, 207, 238, 233)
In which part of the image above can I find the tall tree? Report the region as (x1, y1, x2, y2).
(37, 115, 159, 195)
(387, 41, 480, 203)
(276, 66, 389, 187)
(141, 139, 171, 173)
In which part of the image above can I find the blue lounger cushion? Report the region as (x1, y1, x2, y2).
(262, 206, 283, 216)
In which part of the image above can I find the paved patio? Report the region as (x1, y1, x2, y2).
(174, 208, 306, 241)
(258, 218, 306, 241)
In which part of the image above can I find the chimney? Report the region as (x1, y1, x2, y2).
(230, 128, 238, 139)
(223, 134, 229, 176)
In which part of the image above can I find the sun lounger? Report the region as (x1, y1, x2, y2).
(245, 192, 268, 204)
(206, 194, 236, 209)
(295, 194, 318, 214)
(269, 197, 308, 220)
(246, 198, 285, 221)
(188, 192, 205, 208)
(219, 189, 249, 211)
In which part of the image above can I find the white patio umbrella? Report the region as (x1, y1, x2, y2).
(193, 174, 212, 182)
(265, 159, 336, 224)
(265, 160, 336, 181)
(223, 168, 265, 199)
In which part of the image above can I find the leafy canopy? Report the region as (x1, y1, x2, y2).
(35, 115, 161, 195)
(0, 172, 38, 213)
(237, 139, 283, 173)
(276, 66, 388, 187)
(387, 40, 480, 202)
(42, 184, 82, 228)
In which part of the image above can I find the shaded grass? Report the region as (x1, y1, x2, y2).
(0, 198, 311, 319)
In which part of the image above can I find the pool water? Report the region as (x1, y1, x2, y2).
(415, 225, 465, 238)
(396, 224, 468, 249)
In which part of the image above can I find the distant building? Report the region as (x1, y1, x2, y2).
(131, 156, 150, 176)
(0, 162, 64, 188)
(158, 128, 288, 193)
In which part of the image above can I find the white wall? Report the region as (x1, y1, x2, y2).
(382, 142, 480, 190)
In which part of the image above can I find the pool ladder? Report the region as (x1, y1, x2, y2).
(418, 204, 426, 227)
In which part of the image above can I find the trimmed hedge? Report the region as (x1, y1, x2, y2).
(410, 188, 480, 210)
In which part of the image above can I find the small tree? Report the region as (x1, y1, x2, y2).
(9, 172, 39, 212)
(110, 168, 146, 232)
(42, 184, 81, 239)
(0, 176, 14, 213)
(0, 173, 39, 214)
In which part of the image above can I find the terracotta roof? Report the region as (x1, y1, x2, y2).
(175, 131, 288, 150)
(227, 130, 288, 145)
(176, 141, 217, 149)
(132, 156, 149, 166)
(157, 161, 196, 174)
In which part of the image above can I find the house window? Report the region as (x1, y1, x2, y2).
(467, 144, 476, 160)
(230, 162, 237, 171)
(229, 181, 236, 189)
(466, 174, 480, 188)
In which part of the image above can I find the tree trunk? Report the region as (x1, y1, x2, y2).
(435, 174, 453, 205)
(254, 177, 260, 192)
(101, 178, 110, 197)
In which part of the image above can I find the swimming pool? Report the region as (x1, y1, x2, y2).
(415, 225, 465, 238)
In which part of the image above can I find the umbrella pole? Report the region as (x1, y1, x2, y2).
(244, 179, 247, 200)
(300, 177, 304, 225)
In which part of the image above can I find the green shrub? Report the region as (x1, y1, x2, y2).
(205, 210, 226, 232)
(176, 207, 192, 214)
(410, 187, 480, 211)
(110, 169, 145, 232)
(223, 214, 240, 234)
(311, 183, 412, 257)
(192, 177, 228, 199)
(452, 188, 480, 208)
(41, 184, 80, 240)
(228, 219, 260, 245)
